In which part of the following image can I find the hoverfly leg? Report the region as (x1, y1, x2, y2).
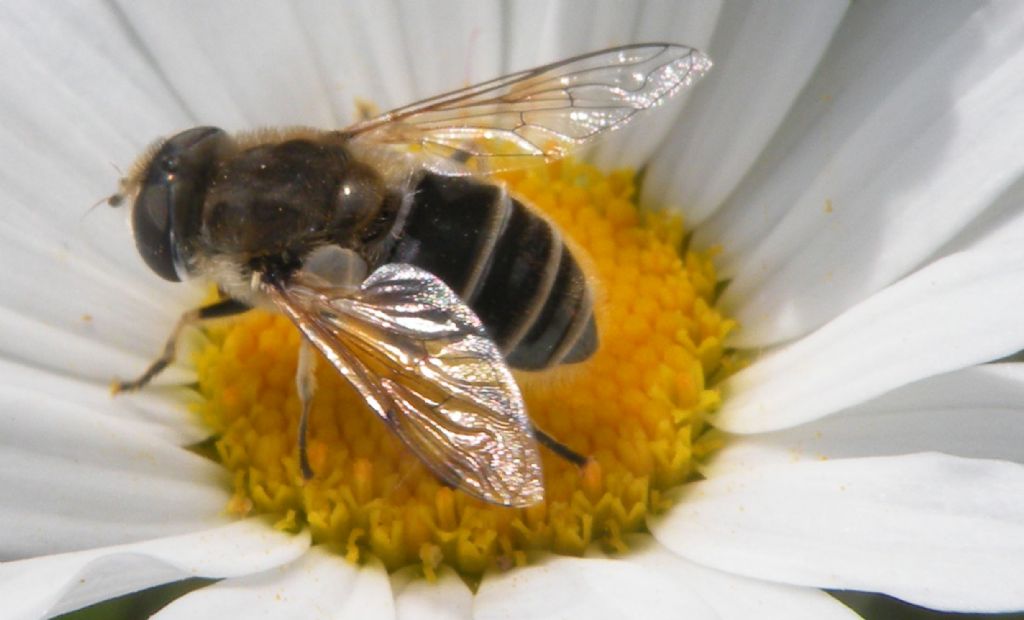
(112, 298, 249, 394)
(532, 426, 589, 468)
(296, 339, 318, 480)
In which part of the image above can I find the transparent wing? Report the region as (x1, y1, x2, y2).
(343, 43, 711, 174)
(264, 263, 544, 507)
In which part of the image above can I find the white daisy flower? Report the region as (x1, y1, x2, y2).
(2, 1, 1023, 619)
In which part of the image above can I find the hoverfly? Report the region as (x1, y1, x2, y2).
(113, 43, 711, 507)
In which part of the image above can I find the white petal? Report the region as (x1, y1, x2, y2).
(0, 519, 310, 620)
(0, 58, 203, 380)
(625, 540, 860, 619)
(0, 300, 194, 387)
(329, 557, 395, 619)
(0, 1, 189, 172)
(938, 174, 1024, 255)
(704, 1, 1024, 345)
(0, 2, 203, 378)
(651, 453, 1024, 612)
(393, 0, 503, 99)
(0, 380, 228, 558)
(504, 0, 633, 71)
(0, 1, 186, 290)
(0, 163, 201, 381)
(708, 364, 1024, 477)
(474, 553, 716, 619)
(113, 0, 337, 129)
(716, 243, 1024, 433)
(0, 357, 206, 445)
(296, 0, 419, 119)
(300, 0, 500, 122)
(153, 548, 393, 620)
(0, 203, 207, 383)
(643, 0, 847, 218)
(392, 566, 472, 620)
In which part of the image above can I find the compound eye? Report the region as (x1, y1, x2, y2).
(159, 154, 180, 174)
(133, 178, 179, 281)
(132, 127, 229, 281)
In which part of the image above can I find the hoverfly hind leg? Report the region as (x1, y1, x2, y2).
(533, 426, 589, 468)
(296, 339, 318, 480)
(111, 298, 249, 394)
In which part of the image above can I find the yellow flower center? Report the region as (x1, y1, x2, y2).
(192, 159, 737, 579)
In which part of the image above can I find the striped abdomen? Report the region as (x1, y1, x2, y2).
(381, 173, 597, 370)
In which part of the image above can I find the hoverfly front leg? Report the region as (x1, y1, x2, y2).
(111, 298, 250, 394)
(295, 339, 318, 480)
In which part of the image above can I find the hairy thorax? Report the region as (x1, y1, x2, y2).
(194, 133, 391, 304)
